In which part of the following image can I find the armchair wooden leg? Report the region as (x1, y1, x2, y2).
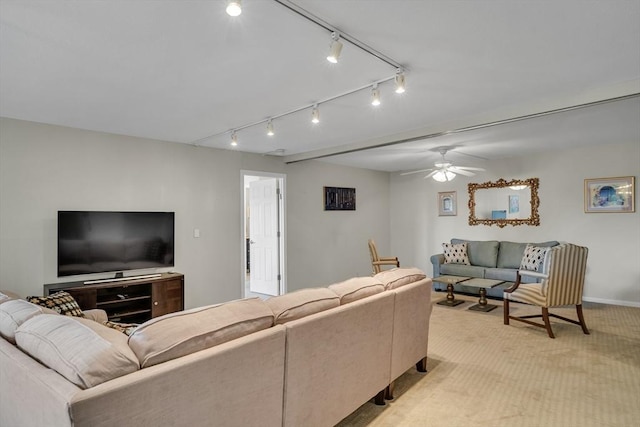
(374, 389, 386, 405)
(542, 307, 555, 339)
(576, 304, 590, 335)
(503, 298, 510, 325)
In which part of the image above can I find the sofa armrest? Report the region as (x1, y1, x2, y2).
(430, 254, 445, 277)
(82, 309, 108, 323)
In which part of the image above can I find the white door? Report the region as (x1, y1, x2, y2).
(249, 178, 280, 295)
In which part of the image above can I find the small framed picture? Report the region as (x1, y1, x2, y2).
(324, 186, 356, 211)
(509, 195, 519, 214)
(584, 176, 635, 213)
(438, 191, 457, 216)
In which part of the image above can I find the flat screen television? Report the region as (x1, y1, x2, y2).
(58, 211, 175, 277)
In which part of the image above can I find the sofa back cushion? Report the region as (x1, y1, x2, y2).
(128, 298, 274, 368)
(374, 267, 427, 290)
(15, 314, 139, 389)
(328, 277, 385, 305)
(266, 288, 340, 324)
(451, 239, 500, 268)
(0, 299, 56, 343)
(497, 241, 559, 269)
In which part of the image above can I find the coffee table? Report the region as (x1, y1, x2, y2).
(433, 275, 471, 307)
(463, 278, 508, 312)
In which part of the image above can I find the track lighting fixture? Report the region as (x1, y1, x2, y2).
(230, 131, 238, 146)
(394, 71, 406, 94)
(311, 105, 320, 124)
(371, 84, 381, 106)
(326, 32, 343, 64)
(226, 0, 242, 16)
(266, 120, 275, 136)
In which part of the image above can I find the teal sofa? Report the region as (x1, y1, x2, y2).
(430, 238, 559, 299)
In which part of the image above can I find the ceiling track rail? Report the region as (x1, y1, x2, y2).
(273, 0, 404, 70)
(285, 92, 640, 164)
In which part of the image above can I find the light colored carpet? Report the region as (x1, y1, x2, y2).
(337, 292, 640, 427)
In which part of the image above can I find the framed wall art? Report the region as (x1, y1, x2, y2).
(584, 176, 635, 213)
(438, 191, 457, 216)
(324, 186, 356, 211)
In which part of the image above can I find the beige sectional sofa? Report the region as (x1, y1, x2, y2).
(0, 268, 432, 427)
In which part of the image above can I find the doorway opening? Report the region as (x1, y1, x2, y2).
(242, 171, 286, 299)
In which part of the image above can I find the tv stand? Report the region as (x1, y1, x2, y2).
(44, 273, 184, 323)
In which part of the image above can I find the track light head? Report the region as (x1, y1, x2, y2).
(266, 120, 274, 136)
(326, 32, 343, 64)
(230, 131, 238, 146)
(395, 72, 406, 94)
(371, 84, 381, 106)
(311, 105, 320, 124)
(226, 0, 242, 17)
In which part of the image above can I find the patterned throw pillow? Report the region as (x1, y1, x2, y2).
(520, 244, 549, 271)
(27, 291, 84, 317)
(103, 320, 138, 336)
(442, 242, 470, 265)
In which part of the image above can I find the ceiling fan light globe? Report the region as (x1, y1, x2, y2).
(432, 170, 456, 182)
(226, 0, 242, 16)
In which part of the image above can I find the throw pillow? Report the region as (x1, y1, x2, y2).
(103, 320, 138, 336)
(27, 291, 84, 317)
(520, 244, 549, 271)
(442, 242, 470, 265)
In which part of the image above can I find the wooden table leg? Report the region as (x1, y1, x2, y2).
(437, 282, 464, 307)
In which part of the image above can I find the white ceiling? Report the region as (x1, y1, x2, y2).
(1, 0, 639, 172)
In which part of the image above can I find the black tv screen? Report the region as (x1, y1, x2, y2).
(58, 211, 175, 277)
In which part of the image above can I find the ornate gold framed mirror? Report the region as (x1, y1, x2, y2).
(468, 178, 540, 227)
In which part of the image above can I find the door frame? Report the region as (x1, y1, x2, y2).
(241, 170, 286, 298)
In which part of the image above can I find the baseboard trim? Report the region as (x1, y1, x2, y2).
(583, 296, 640, 308)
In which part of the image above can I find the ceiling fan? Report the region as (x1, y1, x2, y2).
(400, 148, 486, 182)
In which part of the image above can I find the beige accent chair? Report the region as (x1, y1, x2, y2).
(503, 243, 589, 339)
(368, 239, 399, 274)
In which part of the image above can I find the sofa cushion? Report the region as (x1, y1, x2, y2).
(442, 242, 470, 265)
(328, 277, 385, 304)
(497, 241, 559, 269)
(451, 239, 500, 268)
(15, 314, 140, 389)
(26, 291, 84, 317)
(374, 267, 427, 290)
(128, 297, 274, 368)
(1, 290, 21, 304)
(520, 244, 550, 272)
(266, 288, 339, 324)
(440, 263, 485, 278)
(0, 299, 52, 344)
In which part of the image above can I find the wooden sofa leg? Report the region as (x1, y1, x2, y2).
(416, 357, 427, 373)
(542, 307, 555, 339)
(503, 298, 510, 325)
(385, 382, 395, 400)
(576, 304, 590, 335)
(374, 389, 386, 406)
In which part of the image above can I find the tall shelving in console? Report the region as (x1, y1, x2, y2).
(44, 273, 184, 323)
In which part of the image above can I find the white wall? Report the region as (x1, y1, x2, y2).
(0, 118, 390, 307)
(390, 141, 640, 306)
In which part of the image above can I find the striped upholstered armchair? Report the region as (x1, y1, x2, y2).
(503, 243, 589, 339)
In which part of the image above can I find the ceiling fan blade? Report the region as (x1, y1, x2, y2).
(423, 170, 439, 179)
(400, 168, 434, 176)
(454, 166, 486, 171)
(448, 167, 475, 177)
